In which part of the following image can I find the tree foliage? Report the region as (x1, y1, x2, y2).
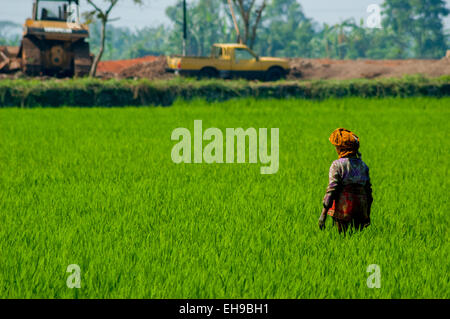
(382, 0, 449, 58)
(0, 21, 21, 46)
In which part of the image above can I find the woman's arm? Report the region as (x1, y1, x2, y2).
(366, 181, 373, 216)
(318, 207, 328, 229)
(365, 167, 373, 224)
(319, 161, 341, 230)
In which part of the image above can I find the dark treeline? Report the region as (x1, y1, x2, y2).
(1, 0, 449, 60)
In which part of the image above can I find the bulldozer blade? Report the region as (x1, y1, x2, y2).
(0, 46, 21, 73)
(0, 51, 9, 70)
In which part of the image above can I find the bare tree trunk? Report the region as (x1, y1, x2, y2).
(228, 0, 242, 43)
(235, 0, 253, 44)
(233, 0, 265, 47)
(89, 19, 106, 77)
(249, 0, 266, 49)
(86, 0, 120, 77)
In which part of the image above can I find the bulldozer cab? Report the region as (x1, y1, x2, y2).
(33, 0, 80, 23)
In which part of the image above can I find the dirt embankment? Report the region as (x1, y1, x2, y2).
(98, 55, 450, 80)
(288, 58, 450, 80)
(1, 54, 449, 80)
(97, 56, 157, 73)
(97, 56, 172, 80)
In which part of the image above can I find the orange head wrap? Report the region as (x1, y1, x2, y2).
(329, 128, 361, 158)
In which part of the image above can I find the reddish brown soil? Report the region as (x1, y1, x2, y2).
(288, 58, 450, 80)
(97, 55, 450, 80)
(1, 54, 449, 80)
(97, 56, 158, 73)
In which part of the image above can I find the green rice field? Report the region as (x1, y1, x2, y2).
(0, 97, 448, 298)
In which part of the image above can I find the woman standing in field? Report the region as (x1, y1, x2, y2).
(318, 128, 373, 234)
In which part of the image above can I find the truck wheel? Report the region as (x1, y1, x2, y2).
(199, 67, 218, 79)
(265, 67, 285, 82)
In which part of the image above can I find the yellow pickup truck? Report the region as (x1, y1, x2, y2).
(166, 43, 290, 81)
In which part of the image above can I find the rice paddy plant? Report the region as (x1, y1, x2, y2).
(0, 97, 448, 298)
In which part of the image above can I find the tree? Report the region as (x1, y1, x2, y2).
(84, 0, 142, 76)
(411, 0, 449, 58)
(382, 0, 449, 58)
(228, 0, 267, 49)
(166, 0, 231, 56)
(189, 0, 228, 55)
(257, 0, 316, 57)
(126, 25, 173, 57)
(0, 21, 21, 46)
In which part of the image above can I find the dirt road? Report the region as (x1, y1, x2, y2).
(97, 55, 450, 80)
(1, 55, 448, 80)
(288, 58, 450, 80)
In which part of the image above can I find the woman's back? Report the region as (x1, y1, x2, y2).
(330, 157, 370, 186)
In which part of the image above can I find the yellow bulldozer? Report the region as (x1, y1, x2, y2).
(0, 0, 92, 77)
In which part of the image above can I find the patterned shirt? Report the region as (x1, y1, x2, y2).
(323, 157, 373, 209)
